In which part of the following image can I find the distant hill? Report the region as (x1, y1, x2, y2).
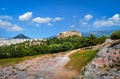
(82, 29, 120, 37)
(13, 34, 30, 39)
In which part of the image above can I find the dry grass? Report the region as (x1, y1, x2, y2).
(0, 51, 67, 67)
(0, 54, 48, 67)
(65, 49, 97, 72)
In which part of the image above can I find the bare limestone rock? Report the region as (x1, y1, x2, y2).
(76, 39, 120, 79)
(57, 30, 82, 38)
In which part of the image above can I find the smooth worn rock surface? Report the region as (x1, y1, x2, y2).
(0, 49, 79, 79)
(77, 41, 120, 79)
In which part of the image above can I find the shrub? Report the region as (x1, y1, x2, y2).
(0, 35, 107, 59)
(110, 30, 120, 39)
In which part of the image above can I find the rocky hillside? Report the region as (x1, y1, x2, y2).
(57, 30, 82, 38)
(75, 39, 120, 79)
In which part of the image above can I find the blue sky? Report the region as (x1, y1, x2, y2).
(0, 0, 120, 38)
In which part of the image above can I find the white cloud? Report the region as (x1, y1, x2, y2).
(19, 12, 32, 21)
(0, 15, 12, 20)
(32, 17, 52, 23)
(80, 14, 93, 26)
(70, 25, 75, 28)
(93, 14, 120, 28)
(0, 20, 12, 28)
(53, 17, 63, 22)
(84, 14, 93, 21)
(80, 21, 91, 27)
(7, 24, 23, 31)
(80, 20, 89, 26)
(47, 23, 53, 26)
(93, 20, 114, 28)
(0, 20, 23, 31)
(81, 22, 88, 25)
(32, 17, 63, 26)
(109, 14, 120, 22)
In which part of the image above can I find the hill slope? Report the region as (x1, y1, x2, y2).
(13, 34, 30, 39)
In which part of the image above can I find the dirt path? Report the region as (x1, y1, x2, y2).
(0, 49, 80, 79)
(66, 49, 81, 57)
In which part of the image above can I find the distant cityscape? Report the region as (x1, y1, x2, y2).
(0, 38, 43, 46)
(0, 29, 118, 46)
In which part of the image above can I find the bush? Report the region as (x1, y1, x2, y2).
(0, 35, 107, 59)
(110, 30, 120, 39)
(62, 42, 73, 51)
(49, 44, 62, 53)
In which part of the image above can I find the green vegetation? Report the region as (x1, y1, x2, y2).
(110, 30, 120, 39)
(0, 35, 107, 59)
(65, 49, 97, 71)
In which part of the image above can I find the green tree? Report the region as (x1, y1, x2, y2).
(110, 30, 120, 39)
(62, 42, 73, 51)
(49, 44, 62, 53)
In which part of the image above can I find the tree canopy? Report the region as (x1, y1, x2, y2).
(0, 35, 107, 59)
(110, 30, 120, 40)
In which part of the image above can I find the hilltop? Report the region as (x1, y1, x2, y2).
(13, 34, 30, 39)
(57, 30, 82, 38)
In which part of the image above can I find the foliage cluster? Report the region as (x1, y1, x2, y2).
(0, 35, 107, 59)
(110, 30, 120, 39)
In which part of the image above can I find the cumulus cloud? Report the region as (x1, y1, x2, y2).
(0, 20, 23, 31)
(0, 15, 12, 20)
(84, 14, 93, 21)
(80, 14, 93, 26)
(0, 20, 12, 28)
(93, 20, 114, 28)
(93, 14, 120, 28)
(53, 17, 63, 22)
(32, 17, 52, 23)
(109, 14, 120, 22)
(7, 24, 23, 31)
(32, 17, 63, 26)
(19, 12, 32, 21)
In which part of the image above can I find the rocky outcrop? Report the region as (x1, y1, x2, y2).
(0, 54, 64, 79)
(100, 39, 120, 48)
(57, 30, 82, 38)
(75, 40, 120, 79)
